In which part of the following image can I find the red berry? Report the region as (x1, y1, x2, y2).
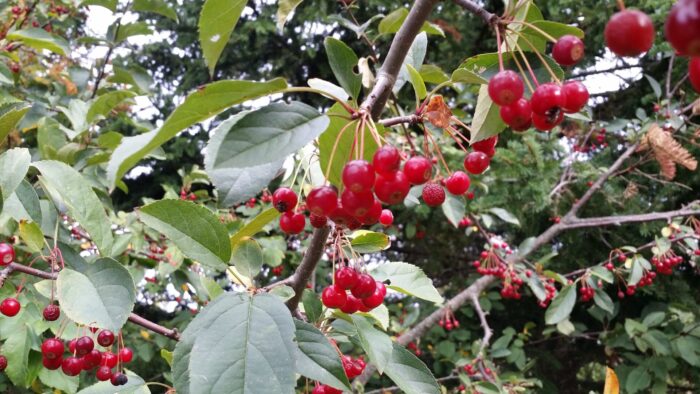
(341, 189, 374, 217)
(342, 160, 375, 192)
(321, 285, 347, 308)
(279, 211, 305, 234)
(272, 187, 298, 213)
(605, 10, 655, 57)
(43, 355, 62, 370)
(42, 338, 64, 359)
(96, 366, 113, 381)
(101, 351, 118, 368)
(0, 297, 20, 317)
(75, 336, 94, 356)
(531, 83, 565, 116)
(561, 81, 589, 113)
(309, 214, 328, 228)
(464, 151, 490, 174)
(328, 202, 359, 229)
(403, 156, 432, 185)
(362, 282, 386, 309)
(306, 186, 338, 216)
(488, 70, 524, 106)
(374, 171, 410, 205)
(379, 209, 394, 226)
(111, 372, 128, 386)
(532, 111, 564, 132)
(335, 267, 359, 289)
(11, 6, 21, 15)
(351, 273, 377, 298)
(499, 98, 532, 131)
(373, 145, 401, 175)
(665, 0, 700, 56)
(358, 199, 382, 225)
(339, 294, 362, 314)
(445, 171, 470, 195)
(421, 183, 445, 207)
(82, 349, 102, 370)
(472, 136, 498, 157)
(97, 330, 115, 347)
(62, 356, 83, 376)
(552, 35, 585, 66)
(118, 347, 133, 363)
(0, 243, 15, 266)
(689, 57, 700, 93)
(43, 304, 60, 321)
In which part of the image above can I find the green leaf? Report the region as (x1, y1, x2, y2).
(307, 78, 350, 101)
(349, 230, 390, 253)
(0, 148, 30, 202)
(77, 371, 149, 394)
(302, 289, 323, 324)
(527, 274, 547, 301)
(488, 207, 520, 226)
(6, 28, 70, 55)
(38, 368, 79, 393)
(202, 277, 224, 300)
(57, 258, 136, 332)
(1, 317, 33, 387)
(173, 293, 296, 394)
(231, 238, 263, 278)
(406, 64, 427, 100)
(395, 32, 427, 94)
(545, 284, 576, 325)
(674, 336, 700, 366)
(161, 349, 174, 367)
(33, 161, 114, 256)
(107, 78, 288, 188)
(450, 68, 488, 84)
(628, 255, 645, 286)
(521, 20, 584, 40)
(383, 343, 440, 394)
(133, 0, 178, 21)
(270, 285, 295, 302)
(276, 0, 303, 30)
(645, 75, 662, 98)
(204, 102, 328, 205)
(626, 366, 651, 394)
(115, 22, 152, 43)
(642, 311, 665, 327)
(471, 84, 506, 143)
(199, 0, 246, 76)
(591, 266, 614, 283)
(230, 207, 281, 247)
(0, 103, 30, 141)
(79, 0, 117, 11)
(593, 290, 614, 314)
(420, 64, 450, 84)
(378, 8, 444, 36)
(324, 37, 362, 100)
(295, 320, 351, 392)
(108, 66, 153, 94)
(140, 200, 231, 271)
(2, 180, 42, 223)
(441, 193, 465, 228)
(642, 330, 671, 355)
(372, 262, 443, 304)
(87, 91, 137, 123)
(19, 221, 43, 253)
(352, 315, 393, 374)
(318, 103, 382, 187)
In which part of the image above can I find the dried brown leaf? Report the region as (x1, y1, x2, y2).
(623, 182, 638, 199)
(424, 95, 452, 129)
(647, 124, 697, 171)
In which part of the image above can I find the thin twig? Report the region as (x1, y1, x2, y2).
(91, 1, 131, 98)
(284, 226, 332, 312)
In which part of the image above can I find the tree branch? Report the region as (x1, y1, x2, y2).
(284, 226, 332, 312)
(471, 294, 493, 358)
(453, 0, 497, 24)
(378, 114, 422, 127)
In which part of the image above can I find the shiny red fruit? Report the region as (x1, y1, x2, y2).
(96, 365, 113, 381)
(118, 347, 133, 363)
(374, 171, 410, 205)
(97, 330, 115, 347)
(82, 349, 102, 370)
(342, 160, 375, 192)
(665, 0, 700, 56)
(499, 98, 532, 131)
(279, 212, 305, 234)
(111, 372, 128, 386)
(358, 199, 382, 225)
(0, 243, 15, 266)
(43, 304, 60, 321)
(0, 297, 20, 317)
(75, 336, 94, 356)
(306, 186, 338, 217)
(690, 57, 700, 93)
(403, 156, 432, 185)
(42, 338, 64, 359)
(335, 267, 359, 289)
(272, 187, 298, 213)
(321, 285, 347, 308)
(373, 145, 401, 175)
(531, 83, 565, 115)
(552, 35, 585, 66)
(351, 273, 377, 298)
(362, 282, 386, 309)
(464, 152, 490, 175)
(101, 351, 118, 368)
(62, 356, 83, 376)
(43, 355, 62, 370)
(328, 202, 359, 229)
(445, 171, 470, 195)
(471, 136, 498, 156)
(341, 189, 374, 217)
(422, 183, 445, 207)
(339, 294, 362, 314)
(561, 81, 589, 113)
(488, 70, 524, 106)
(309, 214, 328, 228)
(605, 10, 655, 57)
(379, 209, 393, 226)
(532, 111, 564, 131)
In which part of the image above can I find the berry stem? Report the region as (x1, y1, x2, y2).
(616, 0, 625, 11)
(445, 126, 469, 152)
(508, 20, 558, 43)
(505, 37, 536, 93)
(512, 29, 562, 85)
(226, 267, 249, 289)
(425, 130, 452, 176)
(512, 39, 541, 87)
(495, 26, 505, 72)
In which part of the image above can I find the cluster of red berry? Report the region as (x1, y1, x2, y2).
(578, 282, 596, 302)
(437, 312, 460, 331)
(179, 187, 197, 201)
(321, 267, 385, 314)
(0, 243, 21, 319)
(572, 128, 608, 153)
(41, 330, 132, 386)
(651, 254, 684, 276)
(463, 363, 493, 377)
(406, 341, 422, 356)
(458, 216, 473, 228)
(312, 354, 366, 393)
